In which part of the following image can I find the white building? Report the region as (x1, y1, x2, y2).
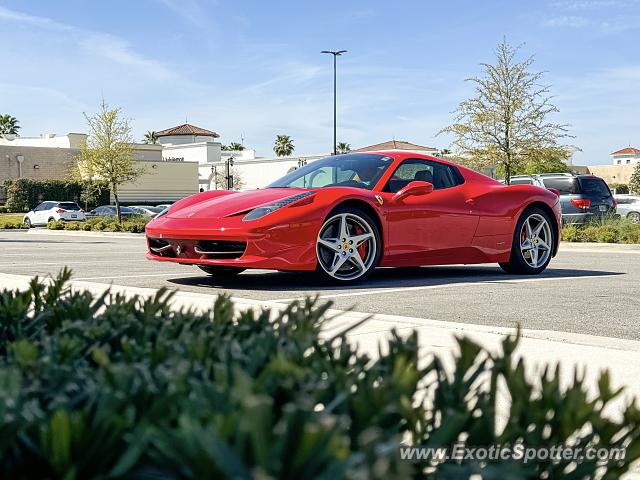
(611, 147, 640, 165)
(1, 132, 198, 204)
(157, 123, 328, 190)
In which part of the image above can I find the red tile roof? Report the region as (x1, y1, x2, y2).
(156, 123, 219, 138)
(611, 147, 640, 155)
(354, 140, 437, 152)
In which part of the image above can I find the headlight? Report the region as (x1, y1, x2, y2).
(243, 191, 315, 221)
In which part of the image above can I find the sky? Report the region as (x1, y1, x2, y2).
(0, 0, 638, 165)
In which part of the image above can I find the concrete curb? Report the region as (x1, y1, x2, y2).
(25, 228, 144, 239)
(561, 241, 640, 250)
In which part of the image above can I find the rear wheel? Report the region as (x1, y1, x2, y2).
(500, 207, 555, 275)
(628, 212, 640, 224)
(197, 265, 246, 277)
(315, 207, 381, 284)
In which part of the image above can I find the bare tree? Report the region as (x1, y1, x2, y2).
(440, 38, 572, 183)
(75, 101, 144, 222)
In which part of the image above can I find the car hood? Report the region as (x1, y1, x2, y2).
(166, 188, 311, 219)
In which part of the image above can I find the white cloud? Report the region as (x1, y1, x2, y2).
(551, 0, 624, 10)
(155, 0, 215, 28)
(0, 5, 71, 30)
(543, 15, 591, 27)
(80, 34, 175, 80)
(0, 5, 174, 78)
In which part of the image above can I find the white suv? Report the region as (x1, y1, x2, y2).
(23, 201, 87, 227)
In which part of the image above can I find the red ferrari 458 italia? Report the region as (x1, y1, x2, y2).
(146, 151, 561, 284)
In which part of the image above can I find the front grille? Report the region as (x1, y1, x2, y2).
(148, 237, 246, 260)
(148, 238, 175, 257)
(195, 240, 247, 259)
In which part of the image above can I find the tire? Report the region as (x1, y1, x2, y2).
(315, 206, 381, 284)
(47, 217, 55, 223)
(499, 207, 555, 275)
(197, 265, 245, 276)
(23, 218, 32, 228)
(628, 212, 640, 224)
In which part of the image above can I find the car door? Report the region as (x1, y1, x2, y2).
(378, 158, 479, 266)
(33, 202, 49, 225)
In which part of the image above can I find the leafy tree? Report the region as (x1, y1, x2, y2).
(75, 101, 144, 222)
(0, 114, 20, 135)
(629, 163, 640, 195)
(143, 130, 158, 144)
(519, 147, 572, 175)
(228, 142, 245, 151)
(440, 38, 572, 184)
(273, 135, 294, 157)
(336, 142, 351, 154)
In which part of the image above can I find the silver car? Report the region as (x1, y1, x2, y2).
(614, 195, 640, 224)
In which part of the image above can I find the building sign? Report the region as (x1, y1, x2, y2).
(162, 156, 185, 162)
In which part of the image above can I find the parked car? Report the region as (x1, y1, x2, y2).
(86, 205, 138, 218)
(505, 173, 616, 224)
(23, 201, 86, 227)
(129, 206, 163, 217)
(614, 194, 640, 224)
(147, 152, 562, 283)
(155, 203, 173, 210)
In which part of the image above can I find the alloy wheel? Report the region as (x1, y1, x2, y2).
(316, 213, 377, 281)
(629, 212, 640, 224)
(519, 213, 552, 268)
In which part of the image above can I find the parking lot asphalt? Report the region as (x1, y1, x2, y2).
(1, 230, 639, 340)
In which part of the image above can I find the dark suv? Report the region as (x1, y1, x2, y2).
(508, 174, 615, 224)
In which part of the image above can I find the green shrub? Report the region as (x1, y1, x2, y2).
(562, 217, 640, 244)
(0, 206, 7, 214)
(609, 183, 629, 194)
(560, 223, 582, 242)
(0, 270, 639, 479)
(46, 220, 66, 230)
(2, 179, 109, 213)
(65, 221, 81, 231)
(0, 221, 27, 230)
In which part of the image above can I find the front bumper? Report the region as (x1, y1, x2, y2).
(145, 215, 320, 271)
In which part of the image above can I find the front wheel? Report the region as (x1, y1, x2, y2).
(315, 207, 381, 284)
(500, 207, 555, 275)
(23, 218, 32, 228)
(197, 265, 246, 277)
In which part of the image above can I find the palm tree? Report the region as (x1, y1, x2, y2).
(273, 135, 294, 157)
(143, 131, 158, 144)
(0, 114, 20, 135)
(228, 142, 245, 151)
(336, 142, 351, 154)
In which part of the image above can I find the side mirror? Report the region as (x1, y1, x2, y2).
(392, 181, 434, 202)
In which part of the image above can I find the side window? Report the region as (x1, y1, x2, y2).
(383, 159, 463, 193)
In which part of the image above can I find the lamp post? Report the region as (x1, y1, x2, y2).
(321, 50, 347, 155)
(225, 157, 234, 190)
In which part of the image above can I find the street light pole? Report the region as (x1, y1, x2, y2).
(321, 50, 347, 155)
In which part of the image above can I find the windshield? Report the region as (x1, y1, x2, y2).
(267, 153, 395, 190)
